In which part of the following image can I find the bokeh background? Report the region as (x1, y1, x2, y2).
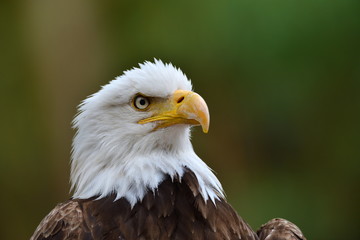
(1, 0, 359, 239)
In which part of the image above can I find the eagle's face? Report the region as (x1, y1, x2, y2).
(73, 60, 208, 155)
(70, 60, 220, 205)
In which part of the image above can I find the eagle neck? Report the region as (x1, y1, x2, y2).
(71, 127, 224, 207)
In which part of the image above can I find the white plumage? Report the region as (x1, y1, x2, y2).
(70, 60, 223, 206)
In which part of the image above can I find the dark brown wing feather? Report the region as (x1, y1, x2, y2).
(30, 200, 92, 240)
(76, 170, 258, 240)
(31, 169, 259, 240)
(256, 218, 306, 240)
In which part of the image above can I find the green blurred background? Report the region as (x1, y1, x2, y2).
(1, 0, 359, 239)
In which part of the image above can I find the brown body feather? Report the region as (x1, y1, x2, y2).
(31, 169, 306, 240)
(257, 218, 306, 240)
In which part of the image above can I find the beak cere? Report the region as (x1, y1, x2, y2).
(138, 90, 210, 133)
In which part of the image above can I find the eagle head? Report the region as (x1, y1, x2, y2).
(70, 60, 222, 206)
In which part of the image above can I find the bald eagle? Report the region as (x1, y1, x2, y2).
(31, 60, 306, 240)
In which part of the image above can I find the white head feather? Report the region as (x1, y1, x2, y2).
(70, 60, 224, 206)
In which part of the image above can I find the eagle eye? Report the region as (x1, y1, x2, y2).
(133, 95, 150, 110)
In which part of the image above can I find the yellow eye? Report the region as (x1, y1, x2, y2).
(133, 95, 150, 110)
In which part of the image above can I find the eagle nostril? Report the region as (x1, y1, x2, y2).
(177, 96, 185, 104)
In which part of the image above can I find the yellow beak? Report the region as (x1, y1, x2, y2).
(138, 90, 210, 133)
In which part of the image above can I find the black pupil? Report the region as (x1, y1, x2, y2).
(139, 98, 146, 106)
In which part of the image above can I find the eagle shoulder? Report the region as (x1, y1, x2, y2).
(256, 218, 306, 240)
(30, 200, 90, 240)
